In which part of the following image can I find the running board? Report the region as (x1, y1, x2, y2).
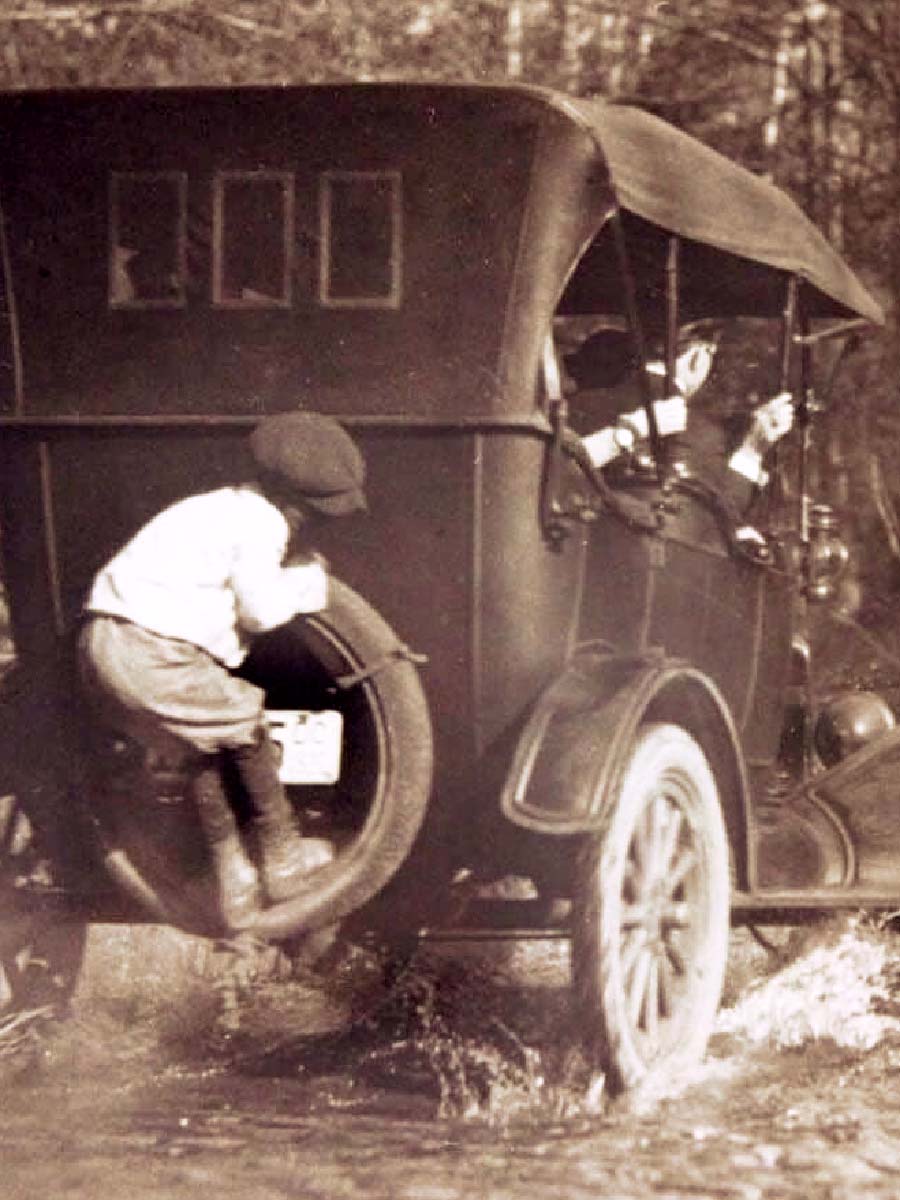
(732, 888, 900, 922)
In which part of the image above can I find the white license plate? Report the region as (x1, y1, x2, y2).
(265, 710, 343, 785)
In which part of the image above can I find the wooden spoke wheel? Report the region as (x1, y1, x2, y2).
(573, 723, 730, 1095)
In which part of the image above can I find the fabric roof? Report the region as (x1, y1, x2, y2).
(568, 97, 884, 325)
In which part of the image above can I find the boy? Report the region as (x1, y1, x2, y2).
(78, 411, 366, 930)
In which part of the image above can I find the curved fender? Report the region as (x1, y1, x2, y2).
(500, 646, 752, 889)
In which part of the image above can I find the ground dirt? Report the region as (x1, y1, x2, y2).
(3, 916, 900, 1199)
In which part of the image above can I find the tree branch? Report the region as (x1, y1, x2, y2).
(0, 1, 192, 20)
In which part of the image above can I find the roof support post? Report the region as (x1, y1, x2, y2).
(665, 235, 680, 397)
(767, 273, 800, 527)
(609, 208, 661, 463)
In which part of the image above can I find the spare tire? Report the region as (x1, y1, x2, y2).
(236, 578, 434, 941)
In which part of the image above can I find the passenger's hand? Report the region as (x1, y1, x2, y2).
(752, 392, 794, 446)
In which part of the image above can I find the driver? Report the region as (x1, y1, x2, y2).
(648, 334, 794, 525)
(77, 411, 367, 931)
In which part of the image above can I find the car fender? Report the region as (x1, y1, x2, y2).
(500, 646, 752, 889)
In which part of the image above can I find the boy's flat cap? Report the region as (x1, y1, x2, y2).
(250, 412, 366, 516)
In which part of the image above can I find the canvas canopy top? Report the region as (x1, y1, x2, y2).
(567, 95, 882, 325)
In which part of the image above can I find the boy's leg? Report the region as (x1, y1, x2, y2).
(79, 618, 263, 929)
(78, 617, 329, 908)
(227, 730, 333, 903)
(191, 756, 261, 929)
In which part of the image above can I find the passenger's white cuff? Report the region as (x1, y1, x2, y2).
(582, 428, 619, 468)
(728, 445, 768, 487)
(627, 407, 649, 439)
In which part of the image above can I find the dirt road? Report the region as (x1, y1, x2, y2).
(4, 920, 900, 1199)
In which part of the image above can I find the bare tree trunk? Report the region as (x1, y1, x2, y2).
(636, 1, 658, 63)
(763, 19, 791, 158)
(823, 6, 844, 247)
(506, 1, 524, 78)
(600, 10, 629, 95)
(559, 0, 583, 91)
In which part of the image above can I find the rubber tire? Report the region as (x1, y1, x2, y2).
(572, 722, 730, 1096)
(0, 794, 86, 1016)
(239, 577, 434, 941)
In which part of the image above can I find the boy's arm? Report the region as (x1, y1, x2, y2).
(231, 531, 328, 633)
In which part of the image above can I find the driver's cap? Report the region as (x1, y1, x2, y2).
(646, 339, 717, 397)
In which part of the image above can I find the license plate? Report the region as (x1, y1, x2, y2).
(265, 710, 343, 785)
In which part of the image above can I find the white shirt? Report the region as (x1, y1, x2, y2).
(86, 486, 328, 667)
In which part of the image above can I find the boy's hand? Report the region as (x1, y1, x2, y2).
(285, 559, 328, 613)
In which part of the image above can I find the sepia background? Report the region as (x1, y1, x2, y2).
(4, 6, 900, 1198)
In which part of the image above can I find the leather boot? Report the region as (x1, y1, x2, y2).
(228, 734, 334, 904)
(191, 758, 261, 929)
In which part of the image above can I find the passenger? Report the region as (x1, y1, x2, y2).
(77, 411, 366, 930)
(561, 327, 687, 468)
(564, 327, 794, 532)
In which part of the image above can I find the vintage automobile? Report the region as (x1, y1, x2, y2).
(0, 82, 891, 1094)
